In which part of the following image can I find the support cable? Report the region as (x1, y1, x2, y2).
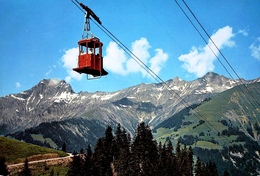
(174, 0, 260, 155)
(178, 0, 260, 109)
(71, 0, 240, 146)
(92, 19, 234, 146)
(175, 0, 260, 125)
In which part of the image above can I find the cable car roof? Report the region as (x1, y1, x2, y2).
(78, 38, 102, 48)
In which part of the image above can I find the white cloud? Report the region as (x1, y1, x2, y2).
(15, 82, 21, 88)
(146, 49, 168, 78)
(103, 42, 128, 75)
(104, 37, 168, 78)
(249, 37, 260, 61)
(178, 26, 235, 77)
(61, 47, 83, 82)
(238, 29, 248, 36)
(45, 65, 56, 76)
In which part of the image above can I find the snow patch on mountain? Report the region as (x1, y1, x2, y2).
(1, 72, 259, 136)
(48, 79, 61, 86)
(127, 96, 136, 99)
(11, 94, 25, 101)
(230, 152, 243, 158)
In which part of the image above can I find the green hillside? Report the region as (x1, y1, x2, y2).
(0, 136, 68, 164)
(153, 82, 260, 175)
(154, 82, 260, 144)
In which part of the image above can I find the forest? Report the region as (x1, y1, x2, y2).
(66, 122, 228, 176)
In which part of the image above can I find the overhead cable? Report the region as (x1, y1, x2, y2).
(71, 0, 243, 146)
(177, 0, 260, 109)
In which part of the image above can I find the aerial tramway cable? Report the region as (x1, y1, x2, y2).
(174, 0, 260, 156)
(174, 0, 260, 125)
(91, 14, 234, 147)
(70, 0, 247, 147)
(175, 0, 260, 110)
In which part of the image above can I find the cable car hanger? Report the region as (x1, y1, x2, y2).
(71, 0, 108, 79)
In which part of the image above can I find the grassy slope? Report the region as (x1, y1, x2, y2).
(0, 136, 68, 164)
(154, 82, 260, 149)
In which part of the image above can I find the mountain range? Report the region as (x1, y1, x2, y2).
(1, 72, 260, 175)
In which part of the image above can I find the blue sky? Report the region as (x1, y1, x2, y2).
(1, 0, 260, 97)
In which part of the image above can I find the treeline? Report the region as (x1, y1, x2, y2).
(67, 122, 222, 176)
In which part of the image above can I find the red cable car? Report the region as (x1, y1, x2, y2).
(72, 1, 108, 78)
(73, 37, 108, 77)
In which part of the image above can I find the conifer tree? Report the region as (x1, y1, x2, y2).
(93, 126, 114, 176)
(64, 122, 209, 176)
(19, 158, 31, 176)
(157, 142, 168, 176)
(176, 140, 181, 158)
(114, 123, 123, 160)
(84, 144, 93, 175)
(62, 142, 66, 152)
(67, 152, 82, 176)
(114, 125, 131, 176)
(207, 161, 218, 176)
(186, 146, 194, 176)
(175, 141, 182, 175)
(50, 169, 54, 176)
(93, 138, 105, 176)
(0, 156, 9, 176)
(195, 157, 203, 176)
(104, 126, 115, 163)
(165, 140, 177, 176)
(180, 144, 187, 174)
(223, 168, 230, 176)
(131, 122, 158, 176)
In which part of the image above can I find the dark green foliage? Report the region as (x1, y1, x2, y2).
(223, 168, 230, 176)
(67, 152, 83, 176)
(195, 158, 218, 176)
(153, 103, 201, 131)
(66, 123, 217, 176)
(84, 145, 93, 175)
(62, 142, 66, 152)
(93, 126, 115, 176)
(0, 156, 9, 176)
(50, 169, 54, 176)
(130, 122, 158, 175)
(114, 124, 131, 176)
(10, 118, 106, 152)
(220, 120, 228, 126)
(19, 158, 32, 176)
(179, 135, 199, 145)
(221, 126, 241, 136)
(175, 143, 194, 176)
(195, 157, 203, 176)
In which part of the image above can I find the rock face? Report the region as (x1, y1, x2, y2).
(0, 72, 258, 135)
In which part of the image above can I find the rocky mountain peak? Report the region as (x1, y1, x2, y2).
(30, 79, 74, 95)
(1, 72, 259, 135)
(193, 72, 236, 89)
(200, 72, 225, 81)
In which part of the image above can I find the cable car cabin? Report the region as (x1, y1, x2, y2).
(73, 38, 108, 77)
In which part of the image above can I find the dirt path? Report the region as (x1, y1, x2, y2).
(7, 154, 73, 175)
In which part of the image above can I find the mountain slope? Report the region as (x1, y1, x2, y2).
(1, 72, 260, 174)
(153, 82, 260, 175)
(1, 72, 256, 136)
(0, 136, 67, 164)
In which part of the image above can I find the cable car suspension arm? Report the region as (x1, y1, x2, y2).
(71, 0, 101, 24)
(71, 0, 102, 39)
